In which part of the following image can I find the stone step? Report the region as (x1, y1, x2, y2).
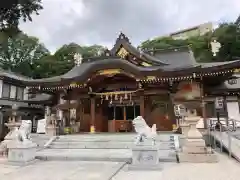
(49, 141, 175, 150)
(57, 134, 176, 142)
(36, 149, 177, 162)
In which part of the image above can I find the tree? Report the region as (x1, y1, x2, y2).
(187, 34, 213, 62)
(0, 32, 50, 77)
(141, 37, 188, 50)
(0, 0, 43, 30)
(213, 23, 240, 61)
(34, 43, 105, 78)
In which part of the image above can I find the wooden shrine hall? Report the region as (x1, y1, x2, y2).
(23, 33, 240, 133)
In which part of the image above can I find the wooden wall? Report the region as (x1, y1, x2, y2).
(78, 94, 174, 132)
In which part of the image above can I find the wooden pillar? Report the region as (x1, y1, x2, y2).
(168, 92, 176, 130)
(90, 97, 96, 132)
(113, 106, 116, 132)
(123, 106, 126, 121)
(140, 95, 145, 118)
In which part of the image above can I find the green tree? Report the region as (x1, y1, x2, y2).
(187, 34, 213, 62)
(34, 43, 105, 78)
(213, 23, 240, 61)
(0, 0, 43, 30)
(0, 32, 50, 77)
(141, 37, 188, 50)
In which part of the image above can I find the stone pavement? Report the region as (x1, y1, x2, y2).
(1, 153, 240, 180)
(0, 159, 125, 180)
(114, 154, 240, 180)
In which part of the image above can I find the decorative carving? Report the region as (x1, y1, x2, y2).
(141, 62, 152, 67)
(146, 76, 156, 81)
(234, 68, 240, 73)
(117, 47, 129, 59)
(132, 116, 157, 145)
(98, 69, 121, 75)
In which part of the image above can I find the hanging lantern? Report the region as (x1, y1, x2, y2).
(105, 95, 109, 100)
(124, 93, 128, 99)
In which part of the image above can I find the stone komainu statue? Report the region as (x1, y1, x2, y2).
(0, 120, 32, 156)
(132, 116, 157, 145)
(17, 120, 32, 142)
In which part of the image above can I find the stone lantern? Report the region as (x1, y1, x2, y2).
(178, 101, 218, 163)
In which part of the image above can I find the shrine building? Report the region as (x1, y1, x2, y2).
(22, 33, 240, 133)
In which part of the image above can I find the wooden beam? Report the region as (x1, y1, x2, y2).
(143, 90, 168, 95)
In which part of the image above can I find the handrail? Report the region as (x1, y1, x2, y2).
(207, 118, 238, 131)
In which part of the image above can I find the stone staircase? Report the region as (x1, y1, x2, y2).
(36, 133, 180, 162)
(30, 133, 51, 150)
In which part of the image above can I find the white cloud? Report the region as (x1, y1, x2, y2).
(19, 0, 240, 52)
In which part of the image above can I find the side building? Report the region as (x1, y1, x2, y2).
(170, 22, 213, 40)
(0, 69, 44, 140)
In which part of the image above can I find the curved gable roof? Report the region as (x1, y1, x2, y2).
(111, 32, 168, 66)
(23, 58, 162, 85)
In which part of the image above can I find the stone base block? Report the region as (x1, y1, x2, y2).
(46, 126, 57, 136)
(7, 141, 37, 165)
(178, 153, 218, 163)
(184, 139, 206, 147)
(5, 159, 39, 166)
(182, 146, 209, 154)
(128, 164, 162, 171)
(130, 145, 160, 170)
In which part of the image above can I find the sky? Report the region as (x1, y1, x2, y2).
(19, 0, 240, 53)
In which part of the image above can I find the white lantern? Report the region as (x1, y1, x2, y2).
(210, 40, 221, 56)
(74, 53, 82, 66)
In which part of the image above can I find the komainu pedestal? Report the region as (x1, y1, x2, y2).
(7, 120, 37, 165)
(128, 116, 161, 170)
(7, 141, 37, 165)
(129, 144, 161, 170)
(178, 115, 218, 163)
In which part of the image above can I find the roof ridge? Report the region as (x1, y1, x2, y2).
(143, 45, 190, 53)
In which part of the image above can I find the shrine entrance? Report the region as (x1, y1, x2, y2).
(107, 104, 140, 132)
